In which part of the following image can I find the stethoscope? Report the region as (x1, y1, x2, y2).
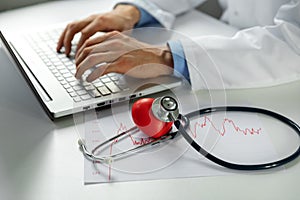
(78, 96, 300, 170)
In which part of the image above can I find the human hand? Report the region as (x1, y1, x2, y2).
(56, 4, 140, 56)
(74, 31, 174, 82)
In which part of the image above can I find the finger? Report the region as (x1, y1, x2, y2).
(56, 28, 67, 52)
(75, 34, 120, 65)
(75, 52, 117, 79)
(63, 26, 78, 56)
(63, 21, 92, 56)
(86, 64, 109, 82)
(75, 44, 100, 66)
(75, 31, 118, 59)
(86, 62, 120, 82)
(76, 35, 108, 60)
(76, 20, 104, 53)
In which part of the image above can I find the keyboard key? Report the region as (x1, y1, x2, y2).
(66, 77, 77, 83)
(84, 85, 95, 91)
(69, 92, 77, 97)
(105, 82, 120, 93)
(115, 81, 129, 91)
(56, 65, 65, 70)
(108, 73, 120, 80)
(69, 81, 78, 86)
(70, 69, 76, 74)
(77, 90, 88, 96)
(100, 77, 111, 83)
(51, 59, 61, 64)
(57, 54, 66, 59)
(65, 61, 74, 67)
(59, 69, 69, 74)
(61, 57, 71, 63)
(73, 96, 81, 102)
(53, 72, 61, 77)
(88, 89, 101, 98)
(80, 94, 91, 100)
(97, 86, 111, 96)
(51, 68, 59, 73)
(93, 81, 104, 87)
(92, 79, 100, 83)
(59, 79, 68, 85)
(110, 75, 119, 81)
(107, 73, 115, 77)
(66, 88, 74, 93)
(82, 81, 91, 87)
(62, 73, 73, 78)
(48, 65, 55, 70)
(73, 85, 84, 91)
(63, 84, 71, 89)
(57, 76, 64, 81)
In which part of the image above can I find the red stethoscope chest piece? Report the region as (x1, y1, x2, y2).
(131, 98, 173, 138)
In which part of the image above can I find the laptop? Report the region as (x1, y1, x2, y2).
(0, 27, 181, 120)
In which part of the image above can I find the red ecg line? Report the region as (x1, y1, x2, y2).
(111, 123, 155, 146)
(96, 116, 262, 181)
(192, 116, 262, 138)
(107, 123, 154, 180)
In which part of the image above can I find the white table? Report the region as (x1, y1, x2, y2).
(0, 0, 300, 199)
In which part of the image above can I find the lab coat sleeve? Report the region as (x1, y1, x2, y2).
(115, 0, 206, 28)
(134, 6, 159, 27)
(183, 0, 300, 91)
(168, 40, 190, 81)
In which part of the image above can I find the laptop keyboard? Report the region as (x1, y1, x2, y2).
(25, 29, 128, 102)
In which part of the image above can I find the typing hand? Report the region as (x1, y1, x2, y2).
(56, 4, 140, 56)
(74, 31, 174, 82)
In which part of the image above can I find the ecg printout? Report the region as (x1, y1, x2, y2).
(82, 107, 279, 184)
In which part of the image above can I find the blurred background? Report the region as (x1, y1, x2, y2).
(0, 0, 222, 18)
(0, 0, 55, 12)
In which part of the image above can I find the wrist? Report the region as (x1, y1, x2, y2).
(160, 45, 174, 69)
(114, 4, 141, 28)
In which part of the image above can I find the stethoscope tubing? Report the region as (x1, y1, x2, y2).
(174, 106, 300, 170)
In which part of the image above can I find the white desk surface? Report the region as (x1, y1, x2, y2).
(0, 0, 300, 199)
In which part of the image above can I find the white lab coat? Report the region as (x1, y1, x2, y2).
(122, 0, 300, 90)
